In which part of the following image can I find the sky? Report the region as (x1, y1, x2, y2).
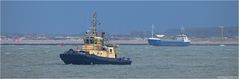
(1, 1, 238, 34)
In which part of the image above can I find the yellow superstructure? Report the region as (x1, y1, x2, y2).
(80, 36, 118, 58)
(74, 12, 118, 59)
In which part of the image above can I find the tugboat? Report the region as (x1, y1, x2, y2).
(60, 12, 132, 65)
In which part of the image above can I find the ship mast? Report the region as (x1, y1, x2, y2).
(151, 24, 154, 38)
(180, 26, 185, 35)
(92, 12, 97, 36)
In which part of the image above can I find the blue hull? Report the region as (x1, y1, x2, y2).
(148, 39, 191, 46)
(60, 50, 131, 65)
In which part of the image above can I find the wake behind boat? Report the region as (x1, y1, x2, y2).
(60, 12, 132, 65)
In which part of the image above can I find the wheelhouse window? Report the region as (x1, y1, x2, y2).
(110, 49, 112, 52)
(84, 37, 95, 44)
(90, 39, 94, 44)
(85, 39, 89, 44)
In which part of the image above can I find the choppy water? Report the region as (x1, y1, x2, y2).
(1, 45, 238, 78)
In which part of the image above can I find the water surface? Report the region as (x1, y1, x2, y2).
(1, 45, 238, 78)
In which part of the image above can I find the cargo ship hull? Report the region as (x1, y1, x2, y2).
(60, 51, 132, 65)
(148, 39, 191, 46)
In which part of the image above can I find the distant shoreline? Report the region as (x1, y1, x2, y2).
(1, 39, 238, 45)
(1, 44, 238, 46)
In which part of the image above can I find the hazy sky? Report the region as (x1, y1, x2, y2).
(1, 1, 238, 34)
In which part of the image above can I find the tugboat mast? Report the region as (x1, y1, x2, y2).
(92, 12, 97, 36)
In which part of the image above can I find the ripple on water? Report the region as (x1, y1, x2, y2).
(18, 48, 24, 49)
(4, 52, 11, 55)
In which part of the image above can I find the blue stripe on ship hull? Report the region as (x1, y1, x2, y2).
(148, 39, 191, 46)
